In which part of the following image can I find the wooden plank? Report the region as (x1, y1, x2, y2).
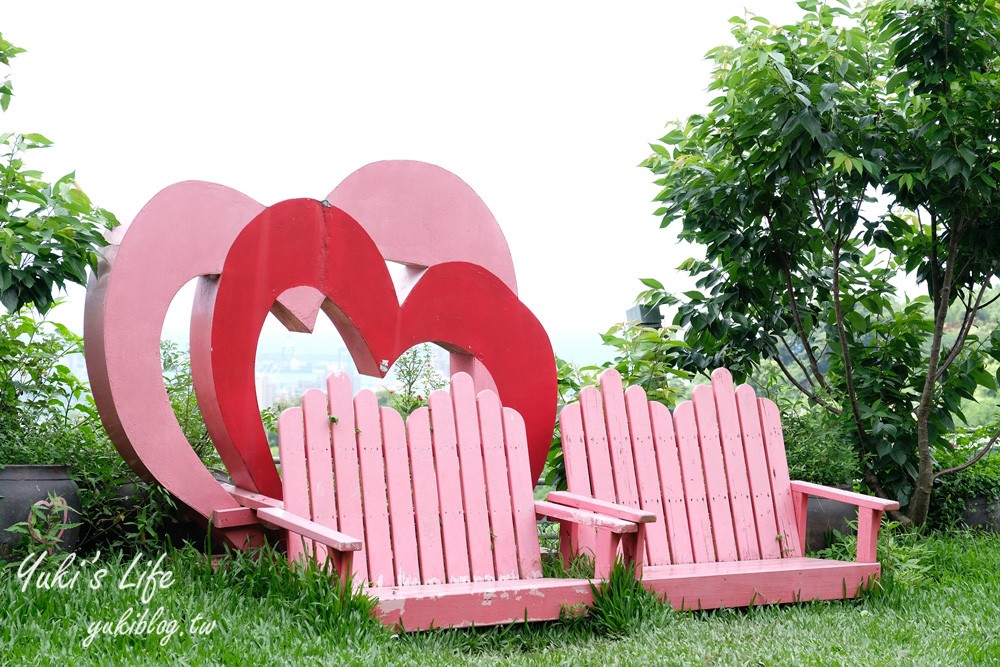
(692, 384, 738, 562)
(503, 407, 543, 579)
(641, 557, 880, 611)
(355, 389, 395, 586)
(534, 501, 639, 532)
(758, 397, 802, 557)
(301, 388, 337, 564)
(372, 577, 594, 631)
(735, 384, 781, 560)
(673, 401, 715, 563)
(256, 507, 362, 551)
(578, 385, 616, 500)
(381, 406, 420, 586)
(428, 389, 471, 583)
(327, 372, 367, 582)
(545, 491, 655, 523)
(560, 403, 592, 496)
(277, 407, 311, 562)
(406, 407, 446, 584)
(477, 389, 520, 581)
(788, 481, 900, 510)
(622, 386, 671, 565)
(710, 369, 759, 560)
(599, 370, 640, 507)
(649, 401, 694, 565)
(450, 373, 495, 582)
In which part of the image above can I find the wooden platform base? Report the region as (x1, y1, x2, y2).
(643, 557, 880, 611)
(371, 578, 594, 631)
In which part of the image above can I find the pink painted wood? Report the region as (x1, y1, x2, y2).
(559, 367, 901, 609)
(257, 371, 647, 630)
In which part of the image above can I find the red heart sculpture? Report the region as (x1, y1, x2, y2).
(191, 199, 557, 499)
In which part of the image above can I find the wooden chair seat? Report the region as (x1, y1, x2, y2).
(557, 367, 900, 610)
(218, 371, 649, 630)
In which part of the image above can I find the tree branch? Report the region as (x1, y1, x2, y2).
(935, 428, 1000, 478)
(774, 355, 843, 416)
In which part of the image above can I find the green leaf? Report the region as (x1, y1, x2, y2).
(639, 277, 664, 289)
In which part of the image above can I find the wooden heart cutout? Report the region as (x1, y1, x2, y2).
(191, 199, 557, 499)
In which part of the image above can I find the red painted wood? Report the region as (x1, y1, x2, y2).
(535, 501, 640, 532)
(477, 390, 520, 580)
(209, 507, 257, 528)
(792, 487, 810, 556)
(372, 577, 594, 631)
(450, 373, 495, 582)
(561, 403, 592, 496)
(758, 398, 802, 557)
(857, 509, 881, 563)
(649, 401, 693, 566)
(356, 390, 395, 587)
(621, 385, 671, 565)
(428, 389, 471, 583)
(710, 369, 759, 560)
(302, 389, 338, 564)
(256, 507, 362, 552)
(277, 407, 311, 562)
(692, 384, 738, 562)
(545, 492, 655, 524)
(599, 370, 640, 508)
(579, 386, 616, 500)
(734, 384, 782, 560)
(503, 408, 544, 579)
(327, 372, 368, 582)
(641, 557, 880, 611)
(405, 407, 446, 584)
(789, 481, 900, 510)
(673, 401, 715, 563)
(381, 407, 421, 586)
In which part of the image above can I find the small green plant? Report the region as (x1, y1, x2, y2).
(383, 344, 447, 418)
(586, 559, 663, 637)
(545, 322, 691, 488)
(5, 492, 81, 556)
(816, 521, 934, 590)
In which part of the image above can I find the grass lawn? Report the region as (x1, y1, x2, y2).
(2, 531, 1000, 666)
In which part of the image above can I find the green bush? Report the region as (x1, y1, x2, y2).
(927, 421, 1000, 532)
(782, 408, 861, 487)
(0, 309, 220, 552)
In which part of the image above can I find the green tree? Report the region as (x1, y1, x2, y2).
(640, 0, 1000, 526)
(0, 33, 117, 314)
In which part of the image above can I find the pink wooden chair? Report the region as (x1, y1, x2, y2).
(216, 371, 650, 631)
(553, 367, 900, 610)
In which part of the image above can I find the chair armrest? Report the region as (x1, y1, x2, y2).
(221, 482, 284, 510)
(256, 507, 362, 552)
(789, 481, 900, 511)
(546, 491, 657, 524)
(534, 500, 638, 534)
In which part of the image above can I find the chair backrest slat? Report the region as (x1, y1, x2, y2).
(560, 403, 592, 496)
(622, 386, 670, 565)
(503, 407, 543, 579)
(673, 401, 716, 562)
(759, 397, 802, 557)
(478, 390, 521, 580)
(579, 386, 616, 499)
(692, 385, 739, 562)
(735, 385, 782, 559)
(406, 407, 446, 584)
(356, 391, 395, 587)
(381, 406, 420, 586)
(600, 371, 640, 509)
(451, 374, 496, 582)
(327, 372, 368, 582)
(710, 369, 760, 560)
(648, 401, 694, 565)
(277, 407, 312, 562)
(428, 389, 472, 583)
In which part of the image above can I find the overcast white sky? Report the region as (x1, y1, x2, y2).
(3, 2, 805, 362)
